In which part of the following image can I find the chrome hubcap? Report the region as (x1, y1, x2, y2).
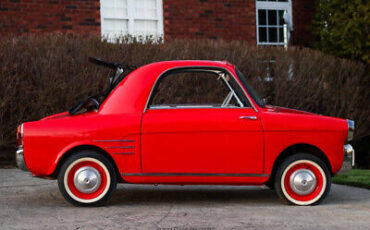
(289, 169, 316, 195)
(73, 166, 101, 193)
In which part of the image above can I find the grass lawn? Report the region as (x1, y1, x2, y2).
(333, 169, 370, 189)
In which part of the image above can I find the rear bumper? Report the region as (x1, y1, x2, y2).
(16, 146, 28, 171)
(339, 144, 355, 173)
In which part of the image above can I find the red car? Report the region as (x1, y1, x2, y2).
(16, 58, 354, 206)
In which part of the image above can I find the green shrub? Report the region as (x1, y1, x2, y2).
(333, 169, 370, 189)
(311, 0, 370, 63)
(0, 33, 369, 167)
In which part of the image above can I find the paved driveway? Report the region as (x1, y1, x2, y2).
(1, 169, 369, 230)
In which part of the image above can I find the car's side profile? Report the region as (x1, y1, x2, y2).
(16, 59, 355, 206)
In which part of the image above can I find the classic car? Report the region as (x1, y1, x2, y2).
(16, 58, 355, 206)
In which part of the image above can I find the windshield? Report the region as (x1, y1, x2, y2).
(235, 67, 266, 108)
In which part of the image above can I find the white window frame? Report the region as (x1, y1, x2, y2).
(255, 0, 292, 46)
(100, 0, 164, 40)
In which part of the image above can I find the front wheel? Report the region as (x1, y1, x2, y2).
(274, 153, 331, 206)
(58, 151, 117, 206)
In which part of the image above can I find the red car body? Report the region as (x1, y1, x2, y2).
(17, 60, 354, 205)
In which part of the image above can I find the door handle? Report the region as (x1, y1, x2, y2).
(240, 116, 257, 120)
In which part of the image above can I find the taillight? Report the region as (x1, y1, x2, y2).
(17, 124, 23, 146)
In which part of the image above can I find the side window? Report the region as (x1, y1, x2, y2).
(149, 69, 249, 109)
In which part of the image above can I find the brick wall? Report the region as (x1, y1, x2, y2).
(0, 0, 315, 47)
(291, 0, 315, 47)
(163, 0, 256, 42)
(0, 0, 101, 36)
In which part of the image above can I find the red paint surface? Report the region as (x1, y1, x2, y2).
(142, 108, 263, 174)
(22, 60, 348, 185)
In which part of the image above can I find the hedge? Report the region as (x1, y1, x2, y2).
(0, 34, 369, 167)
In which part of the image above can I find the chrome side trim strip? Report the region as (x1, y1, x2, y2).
(93, 139, 135, 142)
(113, 152, 135, 155)
(105, 146, 135, 149)
(121, 173, 269, 177)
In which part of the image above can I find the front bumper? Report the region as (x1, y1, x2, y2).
(16, 146, 28, 171)
(339, 144, 355, 173)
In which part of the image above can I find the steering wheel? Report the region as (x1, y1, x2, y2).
(69, 97, 100, 115)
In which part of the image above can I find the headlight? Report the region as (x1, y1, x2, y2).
(346, 119, 354, 141)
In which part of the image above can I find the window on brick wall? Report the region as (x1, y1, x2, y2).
(256, 0, 292, 45)
(100, 0, 163, 41)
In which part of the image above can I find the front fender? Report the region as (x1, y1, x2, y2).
(261, 111, 348, 175)
(264, 131, 346, 175)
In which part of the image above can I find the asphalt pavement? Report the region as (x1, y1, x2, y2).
(1, 169, 369, 230)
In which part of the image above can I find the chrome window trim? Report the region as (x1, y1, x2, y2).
(219, 72, 244, 107)
(149, 105, 172, 109)
(221, 91, 233, 107)
(143, 66, 259, 113)
(149, 105, 241, 110)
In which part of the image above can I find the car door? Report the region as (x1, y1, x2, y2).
(141, 68, 264, 175)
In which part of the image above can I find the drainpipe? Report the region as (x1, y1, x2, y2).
(283, 10, 293, 49)
(283, 10, 294, 80)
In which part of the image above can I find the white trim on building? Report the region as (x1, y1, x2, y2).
(100, 0, 163, 41)
(255, 0, 293, 46)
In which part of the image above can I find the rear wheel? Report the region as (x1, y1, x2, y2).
(58, 151, 117, 206)
(274, 153, 331, 206)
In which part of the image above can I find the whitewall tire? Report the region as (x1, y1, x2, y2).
(274, 153, 331, 206)
(58, 151, 117, 206)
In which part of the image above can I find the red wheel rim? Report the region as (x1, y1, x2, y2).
(66, 160, 107, 200)
(283, 162, 324, 202)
